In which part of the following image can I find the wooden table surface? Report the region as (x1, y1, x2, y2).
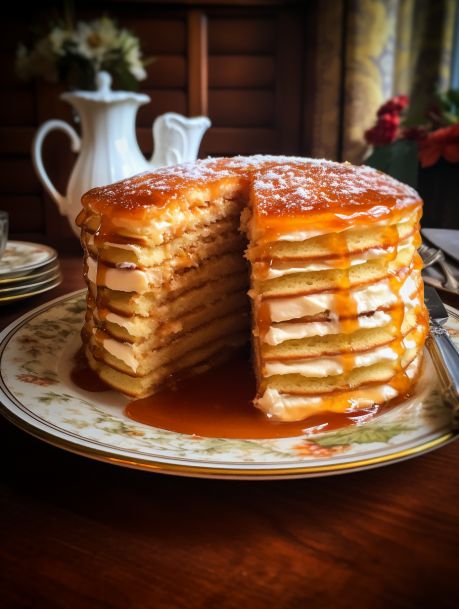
(1, 254, 459, 609)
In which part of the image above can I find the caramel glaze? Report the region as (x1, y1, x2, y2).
(251, 167, 422, 243)
(79, 158, 422, 242)
(71, 348, 111, 392)
(69, 347, 424, 439)
(124, 354, 413, 439)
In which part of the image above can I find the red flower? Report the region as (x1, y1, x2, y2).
(401, 126, 428, 141)
(418, 123, 459, 167)
(365, 112, 400, 146)
(293, 441, 349, 457)
(377, 95, 409, 117)
(16, 374, 57, 386)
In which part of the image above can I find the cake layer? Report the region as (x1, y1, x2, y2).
(91, 290, 249, 343)
(84, 233, 245, 294)
(262, 270, 421, 323)
(82, 211, 243, 267)
(86, 309, 250, 375)
(256, 356, 422, 421)
(251, 234, 417, 279)
(253, 247, 418, 298)
(87, 250, 247, 302)
(90, 270, 248, 318)
(262, 323, 424, 376)
(258, 345, 421, 396)
(79, 180, 247, 245)
(85, 332, 248, 397)
(246, 210, 419, 264)
(260, 309, 420, 362)
(263, 305, 411, 346)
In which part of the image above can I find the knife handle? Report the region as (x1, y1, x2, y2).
(427, 324, 459, 427)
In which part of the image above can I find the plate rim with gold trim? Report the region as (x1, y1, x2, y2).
(0, 271, 62, 294)
(0, 277, 62, 305)
(0, 289, 457, 480)
(0, 241, 58, 277)
(0, 261, 60, 285)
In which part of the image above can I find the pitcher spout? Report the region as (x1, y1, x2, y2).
(150, 112, 211, 168)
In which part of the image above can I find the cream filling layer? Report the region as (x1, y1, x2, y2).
(260, 241, 412, 278)
(87, 235, 143, 255)
(87, 256, 163, 293)
(255, 356, 420, 421)
(103, 311, 147, 337)
(263, 309, 393, 345)
(266, 274, 419, 323)
(99, 333, 140, 373)
(263, 344, 401, 378)
(274, 209, 419, 242)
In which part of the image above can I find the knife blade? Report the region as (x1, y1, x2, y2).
(424, 285, 449, 325)
(424, 285, 459, 427)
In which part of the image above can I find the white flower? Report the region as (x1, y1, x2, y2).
(48, 27, 72, 55)
(15, 14, 149, 89)
(128, 59, 147, 81)
(119, 30, 147, 81)
(93, 16, 119, 50)
(73, 17, 119, 68)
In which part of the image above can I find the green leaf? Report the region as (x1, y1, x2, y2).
(314, 424, 412, 447)
(365, 140, 419, 187)
(65, 300, 86, 314)
(443, 111, 459, 125)
(108, 61, 139, 91)
(446, 88, 459, 109)
(364, 145, 393, 174)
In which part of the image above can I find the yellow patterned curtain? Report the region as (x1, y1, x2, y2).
(310, 0, 457, 163)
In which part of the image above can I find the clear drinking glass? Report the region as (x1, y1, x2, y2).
(0, 211, 8, 258)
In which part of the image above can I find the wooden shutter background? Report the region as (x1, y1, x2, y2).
(0, 0, 316, 247)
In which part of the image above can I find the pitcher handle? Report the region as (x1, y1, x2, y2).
(32, 119, 81, 216)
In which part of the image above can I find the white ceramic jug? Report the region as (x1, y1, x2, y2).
(32, 71, 211, 237)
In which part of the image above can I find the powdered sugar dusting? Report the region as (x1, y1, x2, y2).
(252, 159, 420, 218)
(81, 155, 421, 221)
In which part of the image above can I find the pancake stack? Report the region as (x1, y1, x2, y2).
(77, 159, 253, 398)
(78, 156, 428, 422)
(245, 161, 427, 421)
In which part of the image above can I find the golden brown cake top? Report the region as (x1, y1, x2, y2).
(79, 156, 422, 235)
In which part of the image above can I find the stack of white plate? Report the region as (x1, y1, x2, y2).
(0, 241, 62, 305)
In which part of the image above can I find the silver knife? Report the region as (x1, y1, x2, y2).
(424, 285, 459, 427)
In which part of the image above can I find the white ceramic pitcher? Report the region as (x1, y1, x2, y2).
(32, 71, 211, 237)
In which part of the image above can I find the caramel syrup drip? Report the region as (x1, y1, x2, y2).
(257, 205, 419, 244)
(254, 225, 420, 377)
(251, 236, 406, 276)
(123, 356, 406, 439)
(93, 327, 108, 346)
(325, 232, 358, 374)
(379, 224, 411, 392)
(70, 348, 110, 392)
(91, 213, 125, 324)
(256, 300, 272, 341)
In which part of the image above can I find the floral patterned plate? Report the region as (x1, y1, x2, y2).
(0, 277, 62, 305)
(0, 290, 458, 480)
(0, 271, 61, 294)
(0, 261, 60, 285)
(0, 241, 57, 277)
